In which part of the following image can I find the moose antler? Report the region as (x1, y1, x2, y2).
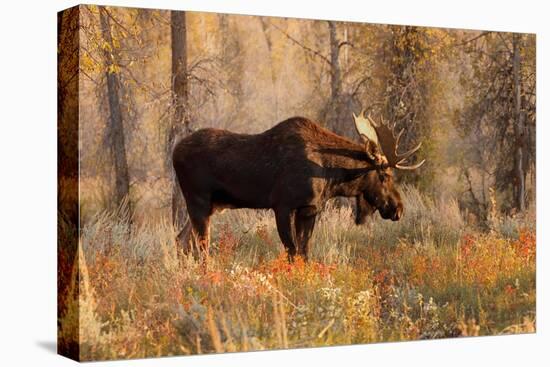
(353, 110, 425, 170)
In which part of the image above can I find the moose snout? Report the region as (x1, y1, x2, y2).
(392, 204, 403, 221)
(392, 205, 403, 222)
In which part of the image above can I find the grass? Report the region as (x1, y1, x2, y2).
(58, 186, 536, 361)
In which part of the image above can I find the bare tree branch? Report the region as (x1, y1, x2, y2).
(267, 20, 331, 65)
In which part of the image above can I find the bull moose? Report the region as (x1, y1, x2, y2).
(172, 112, 424, 261)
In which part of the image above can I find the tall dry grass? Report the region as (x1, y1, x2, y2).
(58, 186, 536, 361)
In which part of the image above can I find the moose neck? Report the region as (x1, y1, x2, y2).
(326, 168, 373, 198)
(317, 144, 376, 199)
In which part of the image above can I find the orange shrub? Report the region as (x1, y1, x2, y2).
(513, 229, 536, 262)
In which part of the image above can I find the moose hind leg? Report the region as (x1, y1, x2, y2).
(185, 199, 212, 260)
(189, 214, 210, 258)
(296, 206, 317, 261)
(274, 207, 297, 262)
(176, 218, 194, 254)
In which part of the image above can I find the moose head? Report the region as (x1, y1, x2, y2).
(353, 111, 425, 222)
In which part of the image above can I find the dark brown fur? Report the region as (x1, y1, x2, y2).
(172, 117, 403, 260)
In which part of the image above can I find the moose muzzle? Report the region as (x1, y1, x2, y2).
(392, 204, 403, 221)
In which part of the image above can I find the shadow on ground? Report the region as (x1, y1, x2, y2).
(36, 340, 57, 354)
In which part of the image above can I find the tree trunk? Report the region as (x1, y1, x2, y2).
(260, 18, 279, 121)
(99, 7, 130, 207)
(170, 10, 189, 228)
(512, 34, 526, 212)
(328, 21, 344, 135)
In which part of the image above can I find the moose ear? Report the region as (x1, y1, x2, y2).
(364, 138, 380, 158)
(353, 111, 379, 145)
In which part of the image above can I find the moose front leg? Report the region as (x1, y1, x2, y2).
(274, 207, 297, 262)
(295, 206, 317, 261)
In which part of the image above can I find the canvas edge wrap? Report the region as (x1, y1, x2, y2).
(57, 5, 81, 362)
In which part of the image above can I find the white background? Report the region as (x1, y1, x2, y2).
(0, 0, 547, 365)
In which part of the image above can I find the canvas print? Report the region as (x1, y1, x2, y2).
(58, 4, 536, 361)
